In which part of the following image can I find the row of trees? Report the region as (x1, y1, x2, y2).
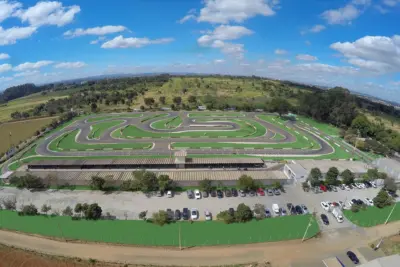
(198, 176, 282, 193)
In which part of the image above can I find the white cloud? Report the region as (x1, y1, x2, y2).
(54, 61, 87, 69)
(330, 35, 400, 73)
(101, 35, 174, 49)
(321, 0, 370, 25)
(13, 60, 53, 71)
(0, 53, 10, 59)
(0, 76, 13, 82)
(0, 63, 12, 72)
(375, 5, 389, 13)
(274, 49, 287, 55)
(14, 70, 39, 77)
(301, 24, 326, 35)
(90, 36, 106, 45)
(382, 0, 400, 7)
(177, 8, 196, 24)
(64, 25, 127, 38)
(214, 59, 225, 64)
(305, 40, 311, 46)
(0, 0, 22, 23)
(0, 26, 37, 45)
(16, 1, 80, 27)
(296, 54, 318, 61)
(390, 81, 400, 86)
(197, 0, 278, 24)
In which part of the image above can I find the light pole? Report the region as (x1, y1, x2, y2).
(302, 216, 314, 242)
(384, 202, 398, 225)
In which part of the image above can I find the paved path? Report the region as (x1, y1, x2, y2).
(0, 221, 398, 266)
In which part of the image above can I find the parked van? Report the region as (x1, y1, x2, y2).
(272, 204, 280, 215)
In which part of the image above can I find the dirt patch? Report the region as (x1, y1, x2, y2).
(378, 234, 400, 256)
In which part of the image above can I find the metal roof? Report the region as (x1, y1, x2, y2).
(295, 160, 369, 174)
(174, 150, 187, 157)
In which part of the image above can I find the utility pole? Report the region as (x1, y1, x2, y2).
(384, 202, 397, 225)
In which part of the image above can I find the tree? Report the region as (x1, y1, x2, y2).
(159, 96, 166, 104)
(253, 204, 266, 219)
(237, 175, 255, 191)
(2, 197, 17, 210)
(188, 95, 197, 103)
(152, 210, 169, 226)
(21, 204, 38, 216)
(351, 115, 371, 137)
(216, 210, 235, 224)
(302, 182, 310, 192)
(157, 174, 173, 192)
(199, 179, 213, 192)
(144, 97, 155, 108)
(173, 96, 182, 105)
(270, 98, 291, 117)
(74, 203, 83, 217)
(90, 176, 105, 190)
(84, 203, 102, 220)
(325, 167, 339, 185)
(272, 181, 283, 190)
(41, 204, 51, 215)
(308, 168, 322, 187)
(341, 169, 355, 185)
(235, 203, 253, 222)
(9, 174, 44, 189)
(90, 102, 98, 112)
(373, 189, 394, 208)
(139, 211, 147, 220)
(133, 170, 158, 192)
(366, 168, 379, 181)
(384, 177, 397, 193)
(62, 206, 73, 216)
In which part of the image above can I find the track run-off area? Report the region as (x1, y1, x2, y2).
(22, 111, 357, 160)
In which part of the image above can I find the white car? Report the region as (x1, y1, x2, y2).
(204, 210, 212, 221)
(347, 201, 353, 208)
(345, 185, 351, 191)
(370, 181, 377, 188)
(272, 204, 280, 215)
(191, 208, 198, 220)
(194, 190, 201, 200)
(166, 191, 173, 198)
(365, 197, 374, 206)
(336, 215, 344, 223)
(320, 201, 330, 211)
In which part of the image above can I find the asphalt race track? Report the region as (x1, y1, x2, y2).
(34, 112, 335, 157)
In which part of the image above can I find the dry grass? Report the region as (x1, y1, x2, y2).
(379, 234, 400, 256)
(0, 117, 56, 154)
(364, 112, 400, 133)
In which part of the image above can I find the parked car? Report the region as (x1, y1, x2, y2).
(272, 204, 280, 215)
(345, 185, 351, 191)
(210, 190, 217, 197)
(331, 186, 338, 192)
(287, 203, 296, 215)
(228, 208, 235, 216)
(239, 189, 246, 197)
(357, 199, 364, 205)
(191, 208, 199, 220)
(182, 208, 189, 220)
(166, 209, 174, 220)
(339, 184, 346, 190)
(166, 191, 173, 198)
(320, 214, 329, 225)
(351, 199, 358, 205)
(204, 210, 212, 221)
(202, 191, 209, 198)
(231, 188, 238, 197)
(281, 208, 287, 216)
(326, 185, 333, 192)
(225, 189, 232, 197)
(217, 190, 223, 198)
(370, 181, 377, 188)
(174, 209, 181, 220)
(266, 189, 274, 196)
(320, 185, 327, 192)
(248, 190, 256, 197)
(364, 181, 371, 188)
(157, 191, 163, 197)
(186, 190, 194, 199)
(265, 208, 272, 218)
(320, 201, 330, 211)
(295, 205, 303, 214)
(346, 251, 359, 264)
(257, 188, 265, 196)
(194, 190, 201, 199)
(338, 201, 345, 209)
(301, 204, 309, 214)
(273, 189, 281, 195)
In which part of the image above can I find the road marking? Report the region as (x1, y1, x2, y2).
(334, 143, 341, 147)
(345, 149, 349, 152)
(295, 131, 300, 135)
(223, 147, 233, 149)
(219, 136, 227, 138)
(201, 147, 211, 149)
(278, 122, 282, 125)
(103, 148, 113, 150)
(123, 148, 131, 150)
(86, 149, 94, 151)
(283, 148, 291, 150)
(313, 127, 318, 130)
(244, 148, 254, 150)
(303, 136, 308, 140)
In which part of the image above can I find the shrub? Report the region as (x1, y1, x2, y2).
(235, 203, 253, 222)
(152, 210, 169, 226)
(216, 210, 235, 224)
(373, 189, 394, 208)
(21, 204, 38, 216)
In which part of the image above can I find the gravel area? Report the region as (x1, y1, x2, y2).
(0, 184, 381, 228)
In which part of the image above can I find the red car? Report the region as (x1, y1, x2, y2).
(257, 188, 265, 196)
(320, 185, 327, 192)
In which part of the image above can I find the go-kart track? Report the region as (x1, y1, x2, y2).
(34, 112, 341, 158)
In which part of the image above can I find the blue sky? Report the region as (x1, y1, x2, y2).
(0, 0, 400, 102)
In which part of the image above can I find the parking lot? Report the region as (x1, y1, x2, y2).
(0, 183, 381, 228)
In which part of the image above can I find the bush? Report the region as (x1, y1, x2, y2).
(20, 204, 38, 216)
(62, 206, 73, 216)
(83, 203, 102, 220)
(2, 198, 17, 210)
(90, 176, 105, 190)
(216, 210, 235, 224)
(253, 204, 266, 219)
(152, 210, 169, 226)
(373, 189, 394, 208)
(9, 174, 44, 189)
(235, 203, 253, 222)
(139, 211, 147, 220)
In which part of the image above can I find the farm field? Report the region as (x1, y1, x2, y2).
(89, 120, 124, 139)
(343, 204, 400, 227)
(0, 117, 56, 154)
(151, 116, 183, 129)
(49, 130, 153, 151)
(0, 210, 319, 246)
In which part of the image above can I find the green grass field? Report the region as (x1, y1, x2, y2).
(298, 116, 340, 136)
(115, 119, 267, 138)
(171, 140, 319, 149)
(343, 204, 400, 227)
(272, 132, 286, 140)
(89, 120, 125, 139)
(86, 113, 142, 123)
(140, 113, 168, 123)
(188, 112, 246, 117)
(49, 130, 152, 151)
(151, 116, 183, 129)
(0, 211, 319, 246)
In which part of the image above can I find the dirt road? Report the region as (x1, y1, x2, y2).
(0, 221, 399, 266)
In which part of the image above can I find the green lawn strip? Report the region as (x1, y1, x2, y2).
(297, 116, 340, 136)
(89, 120, 125, 139)
(151, 116, 183, 130)
(172, 140, 313, 149)
(343, 205, 400, 227)
(0, 211, 318, 246)
(117, 119, 266, 138)
(49, 130, 152, 151)
(140, 113, 168, 123)
(188, 112, 246, 118)
(86, 114, 142, 123)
